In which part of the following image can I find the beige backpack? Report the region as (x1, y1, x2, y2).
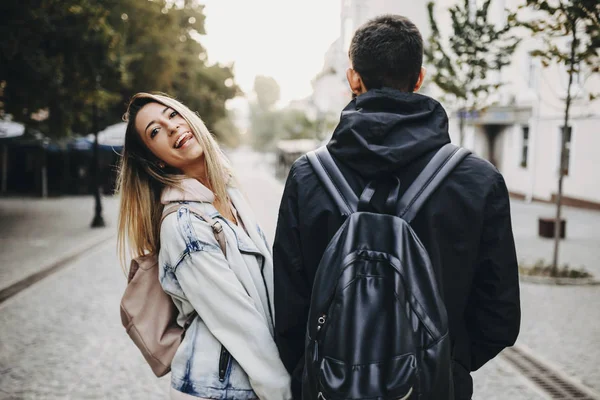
(120, 203, 226, 377)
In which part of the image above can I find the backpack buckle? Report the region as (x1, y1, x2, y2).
(212, 221, 223, 234)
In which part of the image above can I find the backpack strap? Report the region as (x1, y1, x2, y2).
(307, 144, 470, 222)
(159, 203, 229, 333)
(397, 143, 471, 223)
(306, 146, 359, 216)
(161, 203, 227, 257)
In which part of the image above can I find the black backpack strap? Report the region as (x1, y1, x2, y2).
(397, 143, 471, 223)
(306, 146, 358, 216)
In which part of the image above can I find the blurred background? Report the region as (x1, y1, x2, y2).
(0, 0, 599, 399)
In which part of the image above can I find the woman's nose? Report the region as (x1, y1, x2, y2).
(168, 123, 180, 135)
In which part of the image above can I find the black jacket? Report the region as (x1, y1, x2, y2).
(273, 89, 521, 400)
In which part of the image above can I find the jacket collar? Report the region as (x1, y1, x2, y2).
(161, 178, 215, 204)
(161, 178, 273, 271)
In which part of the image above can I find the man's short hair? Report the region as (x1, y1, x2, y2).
(349, 15, 423, 92)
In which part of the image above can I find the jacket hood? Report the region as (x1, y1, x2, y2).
(161, 178, 215, 204)
(327, 88, 451, 178)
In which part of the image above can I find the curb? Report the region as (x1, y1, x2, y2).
(0, 232, 116, 304)
(519, 274, 600, 286)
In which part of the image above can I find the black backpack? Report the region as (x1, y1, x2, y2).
(303, 143, 470, 400)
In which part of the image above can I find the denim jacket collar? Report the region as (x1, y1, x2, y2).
(161, 178, 272, 272)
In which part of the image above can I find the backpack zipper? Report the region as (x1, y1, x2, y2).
(316, 314, 326, 333)
(218, 345, 231, 382)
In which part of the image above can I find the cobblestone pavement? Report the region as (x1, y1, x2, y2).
(0, 195, 119, 292)
(0, 147, 598, 399)
(516, 283, 600, 392)
(229, 148, 550, 400)
(510, 199, 600, 277)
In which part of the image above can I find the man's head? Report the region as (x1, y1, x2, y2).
(347, 15, 425, 96)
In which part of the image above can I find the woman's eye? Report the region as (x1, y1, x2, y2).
(151, 127, 159, 138)
(170, 111, 178, 118)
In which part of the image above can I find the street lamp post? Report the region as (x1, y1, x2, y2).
(90, 98, 105, 228)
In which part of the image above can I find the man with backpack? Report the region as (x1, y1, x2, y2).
(273, 14, 520, 400)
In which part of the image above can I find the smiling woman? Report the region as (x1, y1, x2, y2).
(117, 92, 234, 262)
(115, 92, 292, 400)
(135, 102, 205, 174)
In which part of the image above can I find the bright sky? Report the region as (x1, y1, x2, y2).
(198, 0, 341, 107)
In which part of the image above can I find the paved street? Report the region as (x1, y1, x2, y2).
(0, 196, 119, 293)
(0, 147, 598, 399)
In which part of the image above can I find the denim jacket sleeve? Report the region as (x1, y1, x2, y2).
(168, 212, 292, 400)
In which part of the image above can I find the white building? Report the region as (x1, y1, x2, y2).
(312, 0, 600, 208)
(311, 0, 432, 117)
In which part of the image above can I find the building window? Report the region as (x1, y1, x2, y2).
(559, 126, 572, 175)
(526, 53, 537, 89)
(520, 126, 529, 168)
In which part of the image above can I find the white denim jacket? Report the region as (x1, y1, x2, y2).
(158, 178, 291, 400)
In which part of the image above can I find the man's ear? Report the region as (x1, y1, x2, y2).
(414, 67, 427, 92)
(346, 68, 367, 96)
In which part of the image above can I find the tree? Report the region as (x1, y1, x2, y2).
(213, 110, 242, 149)
(105, 0, 240, 135)
(425, 0, 520, 148)
(249, 76, 281, 150)
(0, 0, 240, 140)
(0, 0, 123, 136)
(253, 75, 281, 111)
(280, 109, 318, 141)
(0, 0, 240, 227)
(514, 0, 600, 274)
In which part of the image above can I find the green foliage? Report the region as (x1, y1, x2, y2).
(512, 0, 599, 76)
(519, 259, 592, 279)
(248, 76, 319, 150)
(253, 75, 281, 111)
(0, 0, 240, 140)
(249, 105, 282, 151)
(0, 0, 122, 136)
(425, 0, 520, 113)
(213, 111, 242, 149)
(280, 109, 318, 140)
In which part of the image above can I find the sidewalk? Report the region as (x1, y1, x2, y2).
(229, 148, 550, 399)
(0, 148, 598, 398)
(0, 195, 120, 294)
(508, 199, 600, 393)
(510, 199, 600, 277)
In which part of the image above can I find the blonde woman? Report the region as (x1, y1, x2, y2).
(117, 93, 291, 400)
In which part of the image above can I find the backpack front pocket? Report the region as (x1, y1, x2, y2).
(318, 353, 417, 400)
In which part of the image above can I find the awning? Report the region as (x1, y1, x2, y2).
(0, 121, 25, 139)
(70, 122, 126, 151)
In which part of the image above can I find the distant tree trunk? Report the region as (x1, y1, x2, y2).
(551, 18, 577, 275)
(41, 150, 48, 198)
(458, 106, 466, 146)
(91, 102, 105, 228)
(1, 144, 8, 194)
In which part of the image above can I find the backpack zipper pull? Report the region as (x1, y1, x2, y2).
(316, 315, 326, 331)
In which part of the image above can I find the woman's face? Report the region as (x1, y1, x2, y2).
(135, 102, 204, 172)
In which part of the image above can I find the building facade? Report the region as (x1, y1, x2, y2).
(312, 0, 600, 208)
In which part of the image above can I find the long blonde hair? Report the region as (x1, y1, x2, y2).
(116, 92, 234, 272)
